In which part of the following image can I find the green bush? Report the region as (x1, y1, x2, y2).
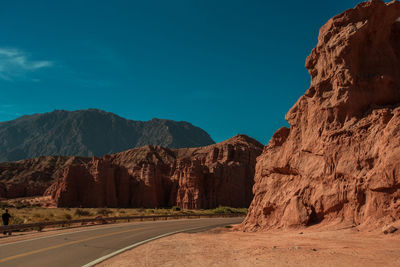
(212, 206, 233, 214)
(11, 216, 24, 225)
(96, 208, 112, 216)
(34, 225, 45, 232)
(14, 201, 28, 209)
(212, 206, 247, 215)
(182, 210, 194, 214)
(63, 213, 72, 220)
(74, 209, 92, 217)
(0, 201, 11, 209)
(171, 206, 181, 211)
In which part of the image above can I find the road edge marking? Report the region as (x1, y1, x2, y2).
(82, 225, 210, 267)
(0, 222, 137, 247)
(0, 218, 202, 248)
(0, 226, 154, 264)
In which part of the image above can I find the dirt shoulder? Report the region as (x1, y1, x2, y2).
(98, 225, 400, 267)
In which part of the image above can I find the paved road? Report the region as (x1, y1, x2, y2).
(0, 217, 243, 267)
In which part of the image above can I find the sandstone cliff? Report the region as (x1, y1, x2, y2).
(6, 135, 262, 208)
(48, 135, 262, 208)
(242, 0, 400, 230)
(0, 156, 90, 199)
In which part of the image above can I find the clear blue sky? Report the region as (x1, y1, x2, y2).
(0, 0, 368, 144)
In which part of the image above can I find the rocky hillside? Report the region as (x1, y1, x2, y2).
(0, 156, 90, 198)
(1, 135, 263, 209)
(0, 109, 215, 162)
(242, 1, 400, 231)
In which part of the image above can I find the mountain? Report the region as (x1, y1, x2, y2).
(0, 109, 215, 162)
(242, 1, 400, 231)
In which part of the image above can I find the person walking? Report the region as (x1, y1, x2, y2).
(2, 209, 12, 235)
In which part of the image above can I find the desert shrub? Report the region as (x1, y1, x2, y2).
(96, 208, 112, 216)
(34, 225, 45, 232)
(182, 210, 194, 214)
(74, 209, 92, 217)
(32, 213, 42, 218)
(212, 206, 248, 214)
(212, 206, 232, 214)
(63, 213, 72, 220)
(0, 201, 11, 209)
(14, 201, 28, 209)
(11, 216, 24, 225)
(211, 206, 247, 214)
(234, 208, 248, 214)
(171, 206, 181, 211)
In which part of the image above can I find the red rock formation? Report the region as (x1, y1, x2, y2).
(0, 156, 89, 198)
(173, 137, 260, 209)
(48, 135, 263, 208)
(48, 158, 131, 207)
(242, 0, 400, 231)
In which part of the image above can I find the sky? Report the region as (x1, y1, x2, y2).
(0, 0, 370, 144)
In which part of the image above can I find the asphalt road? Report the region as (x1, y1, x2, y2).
(0, 217, 243, 267)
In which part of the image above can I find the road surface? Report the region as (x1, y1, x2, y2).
(0, 217, 243, 267)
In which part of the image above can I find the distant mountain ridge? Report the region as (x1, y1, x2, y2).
(0, 109, 215, 162)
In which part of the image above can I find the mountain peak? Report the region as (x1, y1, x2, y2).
(0, 109, 215, 162)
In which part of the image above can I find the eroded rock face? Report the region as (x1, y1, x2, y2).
(242, 0, 400, 231)
(47, 135, 263, 208)
(47, 158, 131, 207)
(0, 156, 90, 199)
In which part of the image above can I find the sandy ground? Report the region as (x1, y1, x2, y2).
(3, 196, 56, 207)
(99, 225, 400, 267)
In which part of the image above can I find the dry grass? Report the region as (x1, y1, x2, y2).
(0, 200, 247, 225)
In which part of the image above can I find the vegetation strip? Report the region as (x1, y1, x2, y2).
(0, 213, 244, 232)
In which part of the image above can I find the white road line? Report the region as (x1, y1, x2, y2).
(0, 223, 131, 247)
(81, 225, 210, 267)
(0, 218, 202, 247)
